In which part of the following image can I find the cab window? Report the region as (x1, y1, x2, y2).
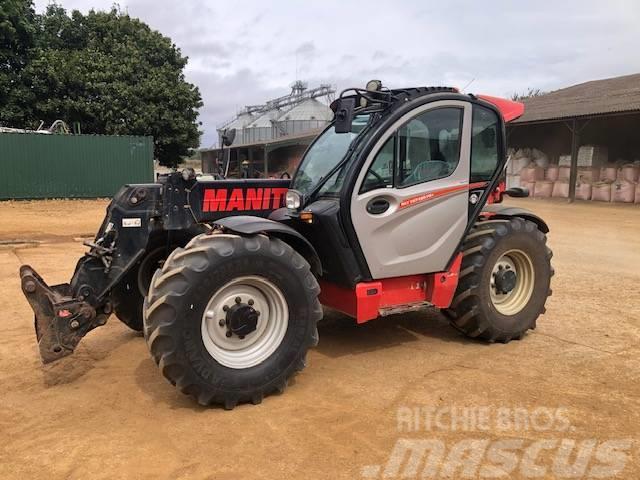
(360, 136, 394, 193)
(470, 105, 500, 182)
(396, 108, 462, 188)
(360, 107, 462, 193)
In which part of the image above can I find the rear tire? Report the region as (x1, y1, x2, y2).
(143, 233, 322, 408)
(444, 218, 553, 343)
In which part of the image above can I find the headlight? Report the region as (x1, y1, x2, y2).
(285, 190, 301, 210)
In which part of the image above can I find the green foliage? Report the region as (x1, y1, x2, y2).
(511, 88, 546, 101)
(0, 0, 37, 126)
(0, 2, 202, 166)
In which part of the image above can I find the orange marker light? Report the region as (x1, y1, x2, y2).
(299, 211, 313, 224)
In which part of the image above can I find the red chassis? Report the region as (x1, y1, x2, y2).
(319, 253, 462, 323)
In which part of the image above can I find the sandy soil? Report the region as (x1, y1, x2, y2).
(0, 198, 638, 479)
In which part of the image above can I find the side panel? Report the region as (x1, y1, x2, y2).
(350, 101, 472, 278)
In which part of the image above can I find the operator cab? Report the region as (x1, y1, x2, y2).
(283, 81, 519, 288)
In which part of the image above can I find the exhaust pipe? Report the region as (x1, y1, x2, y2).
(20, 265, 107, 363)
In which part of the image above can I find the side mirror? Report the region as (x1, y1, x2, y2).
(504, 187, 529, 198)
(332, 98, 355, 134)
(222, 128, 236, 146)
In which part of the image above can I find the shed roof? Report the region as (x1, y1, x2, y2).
(512, 73, 640, 124)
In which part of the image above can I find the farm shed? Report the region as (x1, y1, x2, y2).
(201, 129, 321, 179)
(507, 73, 640, 203)
(0, 133, 154, 200)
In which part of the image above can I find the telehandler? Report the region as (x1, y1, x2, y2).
(21, 81, 553, 408)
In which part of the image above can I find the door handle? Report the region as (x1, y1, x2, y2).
(366, 198, 390, 214)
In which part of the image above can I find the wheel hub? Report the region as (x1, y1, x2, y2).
(201, 276, 289, 369)
(494, 268, 517, 294)
(225, 298, 259, 337)
(489, 249, 535, 316)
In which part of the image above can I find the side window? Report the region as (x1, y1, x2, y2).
(360, 136, 395, 193)
(396, 108, 462, 188)
(471, 105, 500, 181)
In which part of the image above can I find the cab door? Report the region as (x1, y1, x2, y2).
(350, 100, 472, 279)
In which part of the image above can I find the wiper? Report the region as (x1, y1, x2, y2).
(304, 112, 382, 203)
(305, 142, 360, 202)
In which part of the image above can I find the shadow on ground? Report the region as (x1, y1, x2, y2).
(315, 307, 478, 358)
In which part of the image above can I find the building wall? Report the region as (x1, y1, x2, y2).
(268, 145, 308, 177)
(0, 133, 154, 199)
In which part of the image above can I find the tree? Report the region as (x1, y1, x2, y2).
(1, 3, 203, 166)
(0, 0, 37, 126)
(511, 88, 546, 101)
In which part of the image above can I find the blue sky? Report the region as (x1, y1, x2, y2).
(34, 0, 640, 147)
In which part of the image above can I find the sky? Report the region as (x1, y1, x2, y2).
(33, 0, 640, 147)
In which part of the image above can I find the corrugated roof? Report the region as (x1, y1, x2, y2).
(512, 73, 640, 124)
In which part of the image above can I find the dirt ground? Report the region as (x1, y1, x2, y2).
(0, 197, 638, 479)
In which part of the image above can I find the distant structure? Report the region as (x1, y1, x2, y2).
(217, 81, 334, 146)
(202, 82, 335, 178)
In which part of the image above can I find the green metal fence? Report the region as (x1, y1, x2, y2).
(0, 133, 154, 199)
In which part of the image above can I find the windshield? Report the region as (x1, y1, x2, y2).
(291, 115, 370, 196)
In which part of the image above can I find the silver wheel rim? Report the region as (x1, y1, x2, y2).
(489, 249, 535, 316)
(201, 276, 288, 369)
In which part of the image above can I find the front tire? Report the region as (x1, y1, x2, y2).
(143, 233, 322, 408)
(444, 218, 553, 343)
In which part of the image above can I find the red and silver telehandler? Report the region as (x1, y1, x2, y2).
(21, 81, 553, 408)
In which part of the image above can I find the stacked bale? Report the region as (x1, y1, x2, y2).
(591, 162, 639, 203)
(508, 146, 639, 203)
(507, 148, 548, 196)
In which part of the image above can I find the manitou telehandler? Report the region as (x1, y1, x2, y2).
(21, 81, 553, 409)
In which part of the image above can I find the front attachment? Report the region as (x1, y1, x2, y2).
(20, 265, 107, 363)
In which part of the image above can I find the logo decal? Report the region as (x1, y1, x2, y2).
(399, 182, 488, 210)
(202, 187, 288, 213)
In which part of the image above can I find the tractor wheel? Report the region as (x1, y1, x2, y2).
(143, 233, 322, 409)
(444, 217, 553, 343)
(112, 245, 171, 332)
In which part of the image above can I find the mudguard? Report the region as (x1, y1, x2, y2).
(482, 205, 550, 233)
(215, 215, 322, 275)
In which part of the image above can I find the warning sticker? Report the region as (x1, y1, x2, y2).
(122, 218, 142, 228)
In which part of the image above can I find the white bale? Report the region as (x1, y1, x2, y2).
(559, 155, 572, 167)
(578, 145, 608, 167)
(508, 157, 531, 174)
(506, 174, 521, 189)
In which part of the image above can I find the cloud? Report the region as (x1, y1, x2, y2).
(33, 0, 640, 147)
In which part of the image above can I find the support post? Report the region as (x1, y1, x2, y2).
(568, 118, 580, 203)
(264, 146, 269, 177)
(248, 148, 254, 177)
